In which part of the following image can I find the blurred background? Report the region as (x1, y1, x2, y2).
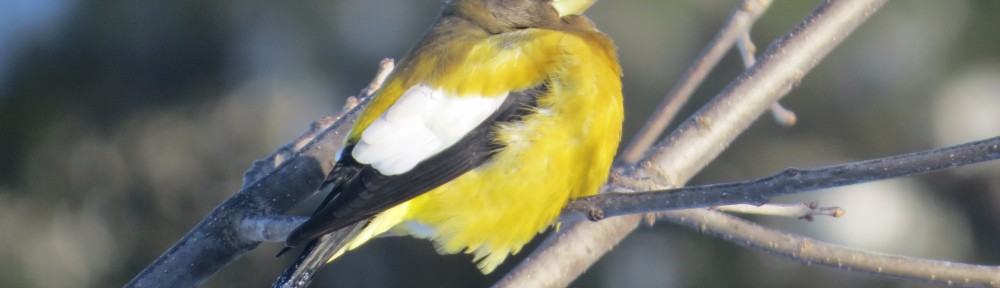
(1, 0, 999, 287)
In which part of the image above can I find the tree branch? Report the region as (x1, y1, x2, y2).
(126, 59, 394, 288)
(663, 209, 1000, 286)
(563, 137, 1000, 221)
(644, 0, 999, 284)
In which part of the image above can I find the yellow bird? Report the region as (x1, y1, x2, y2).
(280, 0, 622, 282)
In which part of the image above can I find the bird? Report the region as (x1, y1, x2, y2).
(277, 0, 622, 284)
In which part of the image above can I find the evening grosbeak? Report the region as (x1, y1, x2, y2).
(279, 0, 622, 282)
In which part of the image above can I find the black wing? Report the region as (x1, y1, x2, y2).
(285, 84, 544, 247)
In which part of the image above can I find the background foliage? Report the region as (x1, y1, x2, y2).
(1, 0, 998, 287)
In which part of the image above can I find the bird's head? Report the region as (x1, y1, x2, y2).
(444, 0, 598, 33)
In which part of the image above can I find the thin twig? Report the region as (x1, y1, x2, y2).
(496, 0, 888, 287)
(712, 202, 844, 220)
(617, 0, 775, 165)
(736, 28, 797, 126)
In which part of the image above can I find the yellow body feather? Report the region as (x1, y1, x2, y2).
(335, 26, 622, 273)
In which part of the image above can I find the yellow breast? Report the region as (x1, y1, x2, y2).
(341, 28, 622, 274)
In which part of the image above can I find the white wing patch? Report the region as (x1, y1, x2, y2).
(352, 85, 507, 175)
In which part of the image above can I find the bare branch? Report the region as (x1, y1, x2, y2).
(126, 59, 393, 288)
(496, 0, 889, 287)
(663, 209, 1000, 286)
(564, 137, 1000, 220)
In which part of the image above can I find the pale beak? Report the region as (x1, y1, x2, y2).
(553, 0, 597, 17)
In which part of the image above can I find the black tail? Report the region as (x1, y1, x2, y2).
(272, 221, 369, 288)
(273, 238, 320, 288)
(273, 162, 368, 288)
